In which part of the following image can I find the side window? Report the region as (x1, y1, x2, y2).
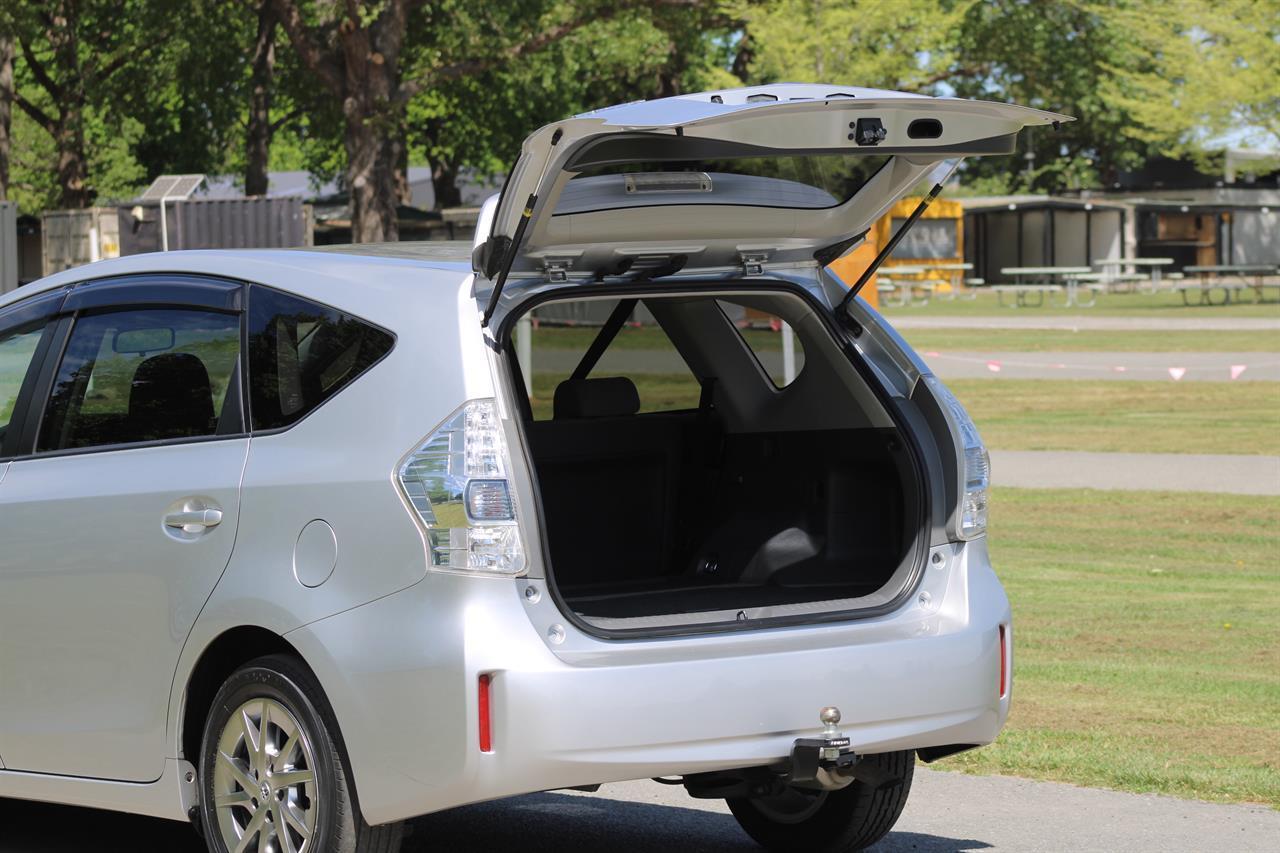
(0, 321, 46, 443)
(247, 286, 395, 431)
(38, 308, 241, 452)
(717, 299, 806, 388)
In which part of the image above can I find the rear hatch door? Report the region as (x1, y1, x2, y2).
(475, 83, 1070, 328)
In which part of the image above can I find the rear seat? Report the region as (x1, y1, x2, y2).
(526, 378, 698, 589)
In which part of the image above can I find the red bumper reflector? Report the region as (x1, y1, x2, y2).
(478, 673, 493, 752)
(998, 625, 1008, 699)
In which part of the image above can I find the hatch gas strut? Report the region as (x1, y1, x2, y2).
(834, 156, 962, 315)
(836, 181, 944, 317)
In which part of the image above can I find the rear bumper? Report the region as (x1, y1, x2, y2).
(286, 538, 1009, 826)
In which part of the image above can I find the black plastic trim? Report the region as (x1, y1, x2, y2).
(12, 315, 73, 458)
(917, 744, 981, 763)
(0, 317, 62, 460)
(62, 274, 243, 313)
(563, 131, 1017, 171)
(495, 280, 933, 641)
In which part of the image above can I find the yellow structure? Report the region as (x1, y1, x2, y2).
(827, 196, 967, 308)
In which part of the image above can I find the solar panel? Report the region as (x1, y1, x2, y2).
(139, 174, 207, 201)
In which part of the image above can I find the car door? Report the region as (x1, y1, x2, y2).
(0, 275, 248, 782)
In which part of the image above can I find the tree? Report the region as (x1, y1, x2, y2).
(270, 0, 705, 243)
(0, 34, 13, 200)
(1099, 0, 1280, 162)
(732, 0, 974, 90)
(245, 0, 279, 196)
(405, 4, 733, 210)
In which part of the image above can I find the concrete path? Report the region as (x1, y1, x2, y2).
(6, 769, 1278, 852)
(992, 449, 1280, 495)
(923, 350, 1280, 381)
(419, 771, 1280, 853)
(888, 315, 1280, 331)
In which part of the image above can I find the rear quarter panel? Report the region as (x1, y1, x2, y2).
(165, 255, 495, 759)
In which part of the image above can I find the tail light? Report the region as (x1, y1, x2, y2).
(398, 399, 527, 575)
(923, 375, 989, 539)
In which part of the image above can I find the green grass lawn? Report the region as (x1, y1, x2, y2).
(951, 379, 1280, 455)
(880, 289, 1280, 318)
(950, 487, 1280, 807)
(527, 322, 1279, 355)
(529, 373, 1280, 456)
(902, 328, 1280, 353)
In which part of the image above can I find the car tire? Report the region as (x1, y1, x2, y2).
(198, 653, 404, 853)
(726, 750, 914, 852)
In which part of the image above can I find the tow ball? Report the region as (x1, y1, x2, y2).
(784, 706, 861, 791)
(682, 706, 895, 799)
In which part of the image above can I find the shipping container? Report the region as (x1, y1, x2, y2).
(1, 201, 17, 294)
(117, 197, 312, 255)
(41, 208, 122, 276)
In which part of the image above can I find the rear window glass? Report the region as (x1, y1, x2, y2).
(556, 154, 890, 215)
(247, 286, 395, 431)
(522, 299, 703, 420)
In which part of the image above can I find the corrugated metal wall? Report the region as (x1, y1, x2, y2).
(118, 197, 312, 255)
(1, 202, 17, 295)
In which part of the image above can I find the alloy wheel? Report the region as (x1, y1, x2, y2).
(212, 697, 320, 853)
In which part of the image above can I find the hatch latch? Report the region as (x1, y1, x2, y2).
(740, 252, 770, 277)
(542, 257, 574, 282)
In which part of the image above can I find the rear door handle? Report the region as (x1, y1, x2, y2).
(164, 508, 223, 533)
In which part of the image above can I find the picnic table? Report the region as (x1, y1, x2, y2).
(997, 266, 1100, 308)
(1181, 264, 1280, 305)
(876, 266, 931, 306)
(1093, 257, 1174, 293)
(920, 262, 978, 300)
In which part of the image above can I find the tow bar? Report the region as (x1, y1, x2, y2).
(783, 706, 860, 791)
(683, 706, 892, 799)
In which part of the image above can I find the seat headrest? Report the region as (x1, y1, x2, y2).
(128, 352, 216, 439)
(554, 377, 640, 419)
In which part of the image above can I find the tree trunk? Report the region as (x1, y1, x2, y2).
(245, 2, 277, 197)
(344, 108, 402, 242)
(0, 36, 13, 200)
(431, 157, 462, 209)
(55, 98, 92, 209)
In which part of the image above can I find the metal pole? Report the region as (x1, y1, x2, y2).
(516, 313, 533, 397)
(781, 322, 796, 385)
(160, 198, 170, 251)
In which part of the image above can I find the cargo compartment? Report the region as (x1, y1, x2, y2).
(504, 288, 926, 634)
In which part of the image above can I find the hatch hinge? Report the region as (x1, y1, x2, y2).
(542, 257, 575, 282)
(740, 252, 771, 277)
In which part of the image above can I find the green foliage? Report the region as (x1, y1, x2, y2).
(2, 0, 1275, 213)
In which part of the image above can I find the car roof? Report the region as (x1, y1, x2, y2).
(0, 243, 474, 310)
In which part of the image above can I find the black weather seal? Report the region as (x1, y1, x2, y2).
(480, 192, 537, 328)
(569, 298, 638, 381)
(836, 181, 946, 316)
(814, 229, 868, 267)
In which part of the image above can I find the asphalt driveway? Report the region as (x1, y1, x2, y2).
(3, 768, 1277, 852)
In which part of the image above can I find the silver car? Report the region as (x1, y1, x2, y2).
(0, 84, 1064, 852)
